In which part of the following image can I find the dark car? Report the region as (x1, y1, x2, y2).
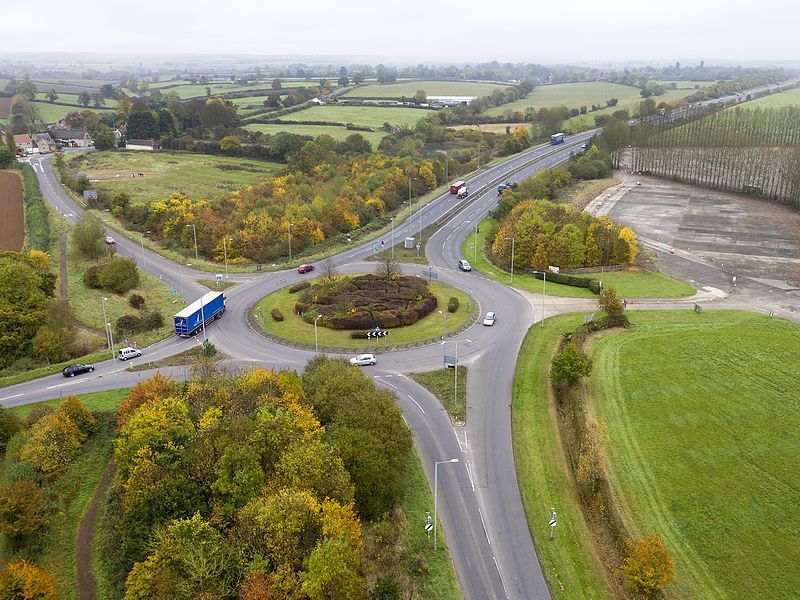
(62, 363, 94, 377)
(298, 264, 315, 274)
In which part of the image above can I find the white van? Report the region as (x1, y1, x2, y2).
(117, 347, 142, 361)
(457, 186, 468, 199)
(458, 259, 472, 271)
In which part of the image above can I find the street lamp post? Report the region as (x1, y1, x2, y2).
(391, 217, 395, 259)
(101, 297, 113, 359)
(438, 310, 447, 339)
(287, 222, 293, 263)
(441, 339, 471, 419)
(186, 223, 198, 261)
(223, 238, 233, 279)
(434, 458, 460, 550)
(505, 237, 516, 284)
(473, 225, 478, 261)
(314, 314, 323, 353)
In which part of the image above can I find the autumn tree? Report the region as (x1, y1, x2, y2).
(116, 372, 179, 427)
(20, 410, 87, 473)
(598, 286, 625, 317)
(60, 395, 95, 435)
(576, 417, 609, 495)
(0, 407, 21, 451)
(72, 215, 106, 259)
(0, 481, 46, 545)
(0, 560, 58, 599)
(99, 257, 140, 294)
(618, 535, 676, 595)
(94, 123, 116, 150)
(550, 342, 592, 384)
(0, 254, 50, 368)
(220, 135, 241, 154)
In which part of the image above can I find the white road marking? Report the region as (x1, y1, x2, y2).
(478, 507, 491, 544)
(492, 556, 511, 599)
(407, 394, 425, 414)
(465, 461, 475, 491)
(0, 393, 23, 402)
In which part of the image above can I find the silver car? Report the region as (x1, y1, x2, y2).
(349, 353, 376, 366)
(483, 312, 496, 326)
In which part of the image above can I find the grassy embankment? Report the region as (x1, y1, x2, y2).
(0, 389, 129, 598)
(255, 279, 473, 349)
(588, 311, 800, 598)
(462, 215, 695, 299)
(344, 80, 511, 98)
(409, 367, 467, 423)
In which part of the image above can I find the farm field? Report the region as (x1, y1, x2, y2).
(0, 171, 24, 251)
(289, 104, 434, 128)
(588, 311, 800, 599)
(244, 122, 386, 148)
(565, 88, 690, 129)
(66, 150, 281, 205)
(164, 80, 317, 99)
(728, 86, 800, 109)
(447, 122, 530, 134)
(32, 100, 115, 124)
(652, 80, 713, 89)
(345, 80, 512, 98)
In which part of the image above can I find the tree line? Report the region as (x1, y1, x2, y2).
(630, 106, 800, 207)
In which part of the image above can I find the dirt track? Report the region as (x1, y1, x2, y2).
(0, 170, 24, 251)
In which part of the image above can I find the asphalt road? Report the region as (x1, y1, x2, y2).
(13, 133, 592, 600)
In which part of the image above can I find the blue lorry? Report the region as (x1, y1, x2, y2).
(174, 291, 226, 337)
(550, 132, 566, 145)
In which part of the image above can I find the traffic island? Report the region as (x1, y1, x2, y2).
(251, 274, 478, 352)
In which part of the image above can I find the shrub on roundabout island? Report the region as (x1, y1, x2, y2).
(295, 274, 438, 331)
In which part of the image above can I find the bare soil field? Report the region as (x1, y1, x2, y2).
(607, 175, 800, 279)
(0, 171, 24, 251)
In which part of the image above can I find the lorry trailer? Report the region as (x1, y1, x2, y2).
(174, 291, 226, 337)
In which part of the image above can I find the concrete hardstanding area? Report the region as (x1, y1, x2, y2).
(606, 177, 800, 280)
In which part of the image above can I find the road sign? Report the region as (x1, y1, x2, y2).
(444, 355, 457, 367)
(425, 523, 432, 532)
(215, 273, 223, 281)
(169, 289, 177, 294)
(549, 518, 556, 527)
(366, 330, 389, 338)
(421, 270, 438, 281)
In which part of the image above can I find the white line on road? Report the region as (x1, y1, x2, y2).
(478, 507, 491, 545)
(0, 393, 23, 402)
(374, 376, 398, 390)
(465, 461, 475, 491)
(492, 556, 511, 599)
(407, 394, 425, 414)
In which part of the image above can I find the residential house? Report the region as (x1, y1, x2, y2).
(34, 133, 56, 154)
(13, 134, 34, 153)
(126, 138, 159, 151)
(51, 129, 92, 148)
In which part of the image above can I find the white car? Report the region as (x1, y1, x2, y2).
(483, 312, 496, 326)
(103, 235, 115, 244)
(349, 353, 376, 366)
(117, 347, 142, 361)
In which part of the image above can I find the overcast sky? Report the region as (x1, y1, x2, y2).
(2, 0, 798, 65)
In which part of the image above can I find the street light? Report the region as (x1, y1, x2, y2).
(504, 237, 515, 284)
(532, 270, 548, 327)
(101, 297, 113, 360)
(440, 339, 471, 420)
(434, 458, 460, 550)
(223, 237, 233, 279)
(287, 222, 294, 263)
(186, 223, 198, 261)
(314, 314, 323, 353)
(438, 309, 447, 339)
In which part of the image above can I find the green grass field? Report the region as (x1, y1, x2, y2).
(652, 80, 713, 89)
(33, 100, 115, 124)
(288, 105, 434, 129)
(461, 216, 695, 298)
(512, 313, 612, 598)
(345, 80, 512, 98)
(588, 311, 800, 599)
(243, 122, 387, 148)
(410, 367, 467, 422)
(66, 150, 281, 205)
(728, 87, 800, 109)
(255, 278, 473, 349)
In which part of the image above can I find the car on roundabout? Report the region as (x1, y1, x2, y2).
(62, 363, 94, 377)
(349, 353, 376, 366)
(297, 264, 315, 274)
(483, 312, 496, 326)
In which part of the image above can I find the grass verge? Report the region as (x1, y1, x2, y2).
(254, 278, 474, 349)
(462, 215, 695, 298)
(399, 446, 462, 599)
(197, 278, 237, 290)
(410, 367, 467, 423)
(587, 310, 800, 599)
(512, 313, 612, 599)
(127, 346, 221, 372)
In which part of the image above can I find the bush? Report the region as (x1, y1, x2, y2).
(72, 216, 106, 259)
(551, 342, 592, 384)
(141, 310, 164, 330)
(116, 314, 142, 335)
(60, 396, 95, 435)
(202, 342, 217, 357)
(533, 271, 601, 294)
(350, 331, 370, 339)
(24, 405, 54, 428)
(598, 286, 625, 317)
(0, 408, 21, 451)
(129, 293, 146, 309)
(0, 481, 46, 544)
(83, 264, 104, 288)
(271, 308, 284, 322)
(0, 560, 58, 599)
(447, 297, 459, 313)
(619, 535, 675, 595)
(99, 257, 140, 294)
(288, 280, 311, 293)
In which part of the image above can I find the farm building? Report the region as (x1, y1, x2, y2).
(126, 138, 160, 151)
(51, 129, 92, 147)
(427, 96, 477, 107)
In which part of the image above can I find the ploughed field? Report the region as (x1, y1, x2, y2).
(0, 171, 24, 251)
(588, 311, 800, 599)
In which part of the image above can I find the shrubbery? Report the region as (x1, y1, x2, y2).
(288, 280, 311, 293)
(72, 216, 106, 259)
(98, 257, 140, 293)
(83, 264, 104, 288)
(270, 308, 284, 322)
(447, 297, 459, 313)
(128, 294, 146, 309)
(116, 311, 164, 335)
